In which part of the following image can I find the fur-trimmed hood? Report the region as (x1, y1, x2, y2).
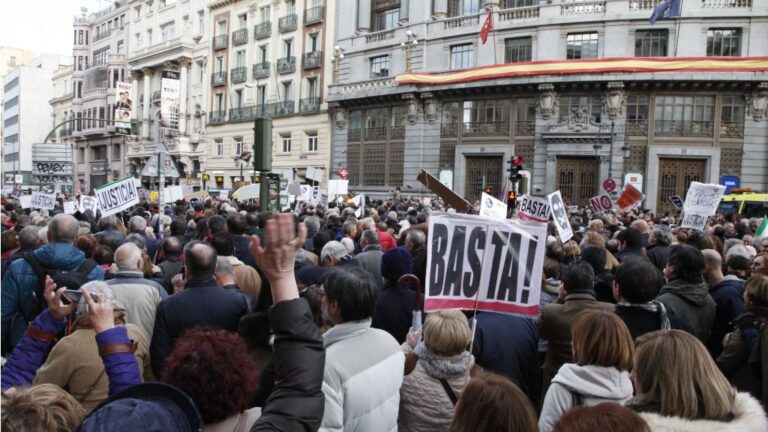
(639, 392, 767, 432)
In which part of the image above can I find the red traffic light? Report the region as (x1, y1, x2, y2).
(484, 186, 492, 195)
(508, 191, 517, 201)
(512, 155, 523, 166)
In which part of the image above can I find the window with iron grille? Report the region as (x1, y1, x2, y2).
(450, 44, 474, 70)
(707, 28, 740, 57)
(504, 37, 532, 63)
(566, 32, 598, 59)
(559, 95, 603, 123)
(370, 55, 389, 78)
(635, 30, 668, 57)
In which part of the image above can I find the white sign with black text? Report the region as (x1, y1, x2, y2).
(94, 177, 140, 217)
(518, 195, 551, 224)
(547, 191, 573, 243)
(29, 192, 56, 210)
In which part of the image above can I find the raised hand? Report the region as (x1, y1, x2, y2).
(44, 276, 75, 320)
(249, 213, 306, 303)
(81, 288, 115, 334)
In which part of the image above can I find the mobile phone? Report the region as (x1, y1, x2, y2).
(61, 290, 83, 305)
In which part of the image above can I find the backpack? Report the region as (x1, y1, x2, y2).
(23, 254, 98, 320)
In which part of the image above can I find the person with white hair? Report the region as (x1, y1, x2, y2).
(32, 281, 151, 411)
(104, 243, 164, 341)
(321, 240, 356, 267)
(355, 231, 384, 286)
(128, 216, 159, 260)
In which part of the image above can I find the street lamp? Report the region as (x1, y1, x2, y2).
(332, 46, 344, 84)
(401, 30, 418, 72)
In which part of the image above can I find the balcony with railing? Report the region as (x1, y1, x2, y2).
(279, 14, 298, 33)
(273, 101, 295, 116)
(304, 6, 323, 24)
(302, 51, 322, 69)
(628, 0, 662, 9)
(366, 29, 395, 44)
(213, 34, 228, 50)
(626, 119, 649, 136)
(231, 66, 247, 83)
(515, 121, 535, 136)
(498, 5, 540, 22)
(209, 111, 227, 125)
(702, 0, 751, 7)
(720, 121, 745, 139)
(277, 56, 296, 74)
(93, 28, 113, 42)
(253, 61, 271, 78)
(299, 97, 321, 113)
(254, 22, 272, 39)
(211, 71, 227, 86)
(232, 28, 248, 45)
(444, 13, 480, 29)
(561, 0, 606, 15)
(654, 120, 714, 137)
(463, 121, 510, 136)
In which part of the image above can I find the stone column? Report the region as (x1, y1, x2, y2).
(357, 0, 371, 32)
(178, 57, 191, 135)
(142, 67, 153, 139)
(434, 0, 448, 18)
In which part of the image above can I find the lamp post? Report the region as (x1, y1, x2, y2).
(401, 30, 418, 72)
(332, 46, 344, 84)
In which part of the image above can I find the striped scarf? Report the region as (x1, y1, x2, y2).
(619, 299, 671, 331)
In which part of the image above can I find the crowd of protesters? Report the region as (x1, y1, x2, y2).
(0, 191, 767, 431)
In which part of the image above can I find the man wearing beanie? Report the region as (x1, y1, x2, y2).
(536, 260, 613, 403)
(372, 247, 422, 344)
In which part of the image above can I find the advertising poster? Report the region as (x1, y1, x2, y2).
(160, 70, 180, 129)
(114, 81, 132, 134)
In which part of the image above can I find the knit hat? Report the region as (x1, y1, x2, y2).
(381, 247, 413, 282)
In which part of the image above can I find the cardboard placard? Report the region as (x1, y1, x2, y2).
(479, 192, 507, 220)
(518, 195, 551, 224)
(94, 177, 139, 217)
(547, 191, 573, 243)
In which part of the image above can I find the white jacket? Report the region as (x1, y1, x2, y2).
(539, 363, 633, 432)
(319, 318, 405, 432)
(639, 392, 768, 432)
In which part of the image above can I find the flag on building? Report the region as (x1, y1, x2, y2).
(756, 216, 768, 237)
(649, 0, 681, 25)
(480, 10, 493, 44)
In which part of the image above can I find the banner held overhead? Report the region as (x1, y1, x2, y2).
(94, 177, 140, 217)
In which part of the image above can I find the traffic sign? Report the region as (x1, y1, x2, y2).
(141, 151, 180, 178)
(337, 167, 350, 180)
(602, 178, 617, 193)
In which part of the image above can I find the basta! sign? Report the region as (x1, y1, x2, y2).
(94, 177, 140, 217)
(518, 195, 551, 223)
(425, 212, 546, 316)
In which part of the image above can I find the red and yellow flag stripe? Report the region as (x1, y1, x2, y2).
(395, 57, 768, 86)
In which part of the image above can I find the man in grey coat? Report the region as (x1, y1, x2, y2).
(354, 230, 384, 286)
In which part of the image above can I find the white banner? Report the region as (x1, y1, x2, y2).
(306, 166, 323, 183)
(425, 212, 546, 316)
(219, 190, 229, 201)
(30, 192, 56, 210)
(160, 70, 180, 129)
(94, 177, 139, 217)
(588, 194, 613, 214)
(114, 81, 133, 134)
(547, 191, 573, 243)
(354, 193, 365, 218)
(63, 201, 78, 214)
(79, 195, 99, 213)
(680, 211, 709, 231)
(683, 182, 726, 216)
(479, 192, 507, 220)
(328, 180, 349, 197)
(518, 195, 551, 224)
(19, 195, 33, 209)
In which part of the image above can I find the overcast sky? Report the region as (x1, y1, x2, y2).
(1, 0, 106, 57)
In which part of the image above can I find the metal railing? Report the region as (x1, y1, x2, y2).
(232, 28, 248, 45)
(299, 97, 321, 113)
(366, 29, 394, 43)
(231, 66, 247, 83)
(254, 22, 271, 39)
(720, 121, 745, 138)
(273, 101, 295, 115)
(253, 61, 270, 78)
(209, 111, 227, 125)
(626, 120, 649, 136)
(277, 56, 296, 74)
(279, 14, 298, 32)
(463, 121, 510, 136)
(654, 120, 714, 137)
(213, 34, 228, 50)
(305, 6, 323, 24)
(302, 51, 323, 69)
(211, 71, 227, 86)
(515, 120, 535, 136)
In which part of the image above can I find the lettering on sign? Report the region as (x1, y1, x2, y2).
(29, 192, 56, 210)
(94, 177, 139, 217)
(518, 195, 551, 223)
(547, 191, 573, 243)
(425, 213, 546, 316)
(681, 211, 708, 231)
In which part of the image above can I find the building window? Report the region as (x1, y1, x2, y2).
(215, 93, 224, 112)
(450, 43, 474, 70)
(627, 95, 649, 122)
(234, 89, 243, 108)
(78, 30, 84, 44)
(281, 134, 292, 153)
(260, 6, 271, 22)
(566, 32, 598, 59)
(135, 5, 141, 19)
(161, 21, 175, 41)
(307, 133, 318, 152)
(448, 0, 480, 17)
(654, 95, 715, 136)
(238, 14, 247, 29)
(308, 33, 319, 52)
(113, 144, 121, 160)
(374, 8, 399, 31)
(370, 55, 389, 78)
(559, 95, 603, 123)
(259, 45, 268, 62)
(217, 21, 227, 36)
(285, 0, 296, 14)
(635, 30, 668, 57)
(215, 56, 224, 73)
(236, 50, 246, 67)
(721, 95, 744, 123)
(462, 100, 510, 134)
(257, 85, 267, 105)
(235, 140, 244, 155)
(117, 40, 124, 55)
(504, 37, 532, 63)
(197, 10, 205, 33)
(282, 81, 292, 102)
(707, 28, 740, 57)
(93, 47, 110, 66)
(216, 142, 224, 156)
(135, 32, 142, 47)
(283, 39, 293, 57)
(147, 29, 153, 45)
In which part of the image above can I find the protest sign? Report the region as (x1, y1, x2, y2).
(306, 167, 323, 183)
(94, 177, 139, 217)
(286, 181, 302, 196)
(479, 192, 507, 220)
(680, 211, 709, 231)
(63, 201, 77, 214)
(328, 180, 349, 197)
(669, 195, 684, 210)
(79, 195, 99, 213)
(683, 182, 726, 216)
(353, 193, 365, 218)
(547, 191, 573, 243)
(425, 212, 546, 316)
(19, 195, 33, 209)
(219, 190, 229, 201)
(616, 184, 645, 211)
(588, 194, 613, 214)
(518, 195, 551, 223)
(30, 192, 56, 210)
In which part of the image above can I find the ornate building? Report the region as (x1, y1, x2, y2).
(328, 0, 768, 212)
